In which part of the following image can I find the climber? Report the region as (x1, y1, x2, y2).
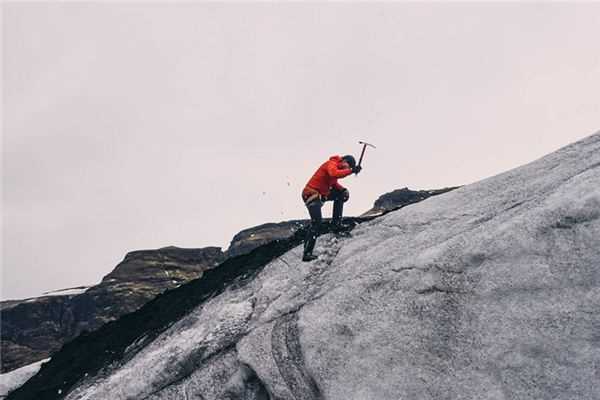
(301, 155, 362, 262)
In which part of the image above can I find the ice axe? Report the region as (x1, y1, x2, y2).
(356, 141, 376, 173)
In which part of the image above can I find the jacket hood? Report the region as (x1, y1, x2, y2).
(329, 155, 342, 162)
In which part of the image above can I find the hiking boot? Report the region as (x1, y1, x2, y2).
(302, 253, 318, 262)
(331, 220, 353, 236)
(333, 230, 352, 238)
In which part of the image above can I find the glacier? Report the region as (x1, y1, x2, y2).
(10, 132, 600, 400)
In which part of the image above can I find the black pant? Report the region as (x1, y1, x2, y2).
(303, 188, 347, 256)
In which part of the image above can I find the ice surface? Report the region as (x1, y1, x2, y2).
(63, 133, 600, 400)
(0, 360, 48, 399)
(41, 287, 89, 297)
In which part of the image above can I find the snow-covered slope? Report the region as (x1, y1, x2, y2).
(14, 133, 600, 400)
(40, 287, 90, 297)
(0, 360, 48, 399)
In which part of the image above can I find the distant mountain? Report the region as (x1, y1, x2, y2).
(0, 246, 225, 373)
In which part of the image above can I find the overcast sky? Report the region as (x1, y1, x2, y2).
(2, 3, 599, 300)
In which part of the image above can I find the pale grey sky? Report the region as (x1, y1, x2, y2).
(2, 3, 599, 300)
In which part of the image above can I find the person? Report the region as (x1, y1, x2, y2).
(301, 155, 362, 261)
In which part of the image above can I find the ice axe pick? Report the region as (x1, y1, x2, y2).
(357, 141, 376, 172)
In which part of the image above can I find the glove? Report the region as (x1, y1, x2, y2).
(342, 188, 350, 202)
(353, 165, 362, 174)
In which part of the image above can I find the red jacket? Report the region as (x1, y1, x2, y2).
(305, 155, 353, 197)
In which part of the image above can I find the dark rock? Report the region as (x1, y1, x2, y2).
(226, 221, 307, 258)
(362, 186, 459, 217)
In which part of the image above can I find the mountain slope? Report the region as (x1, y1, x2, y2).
(10, 132, 600, 400)
(1, 187, 450, 375)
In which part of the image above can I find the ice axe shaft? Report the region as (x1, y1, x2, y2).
(358, 141, 376, 168)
